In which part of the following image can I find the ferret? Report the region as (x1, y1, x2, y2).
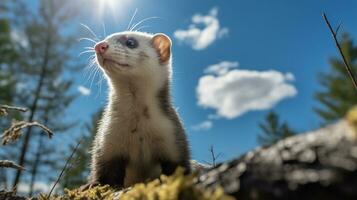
(83, 31, 191, 189)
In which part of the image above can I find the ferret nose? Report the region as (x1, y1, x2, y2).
(95, 42, 109, 54)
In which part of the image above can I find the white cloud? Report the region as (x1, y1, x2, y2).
(174, 7, 228, 50)
(191, 120, 213, 131)
(204, 61, 238, 75)
(78, 85, 91, 96)
(197, 63, 297, 119)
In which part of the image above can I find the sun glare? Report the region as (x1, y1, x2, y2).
(97, 0, 132, 19)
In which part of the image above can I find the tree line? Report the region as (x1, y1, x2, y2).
(0, 0, 90, 196)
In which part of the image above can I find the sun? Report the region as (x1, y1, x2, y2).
(96, 0, 132, 19)
(98, 0, 117, 11)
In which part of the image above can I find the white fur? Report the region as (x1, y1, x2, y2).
(93, 32, 178, 187)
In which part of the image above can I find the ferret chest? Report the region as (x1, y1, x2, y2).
(103, 96, 178, 164)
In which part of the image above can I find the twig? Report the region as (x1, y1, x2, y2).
(47, 139, 82, 198)
(0, 105, 28, 116)
(322, 13, 357, 90)
(209, 145, 222, 167)
(0, 160, 25, 170)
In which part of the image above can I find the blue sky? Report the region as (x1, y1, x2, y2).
(57, 0, 357, 164)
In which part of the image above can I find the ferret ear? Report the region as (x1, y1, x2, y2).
(151, 33, 171, 64)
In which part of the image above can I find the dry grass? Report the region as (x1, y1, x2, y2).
(0, 105, 28, 117)
(0, 160, 24, 170)
(2, 120, 53, 145)
(0, 104, 54, 187)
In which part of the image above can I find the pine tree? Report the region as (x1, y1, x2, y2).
(0, 2, 19, 189)
(60, 109, 103, 189)
(257, 111, 296, 146)
(315, 33, 357, 123)
(27, 82, 76, 196)
(0, 4, 18, 105)
(5, 0, 80, 188)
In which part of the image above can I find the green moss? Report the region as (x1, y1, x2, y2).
(51, 168, 234, 200)
(116, 168, 234, 200)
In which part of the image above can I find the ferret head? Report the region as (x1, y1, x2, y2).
(94, 31, 172, 88)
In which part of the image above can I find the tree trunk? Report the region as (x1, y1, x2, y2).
(28, 133, 44, 197)
(12, 31, 51, 188)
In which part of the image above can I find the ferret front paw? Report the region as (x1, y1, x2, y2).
(79, 181, 100, 191)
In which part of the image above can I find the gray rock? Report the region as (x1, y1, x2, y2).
(196, 120, 357, 200)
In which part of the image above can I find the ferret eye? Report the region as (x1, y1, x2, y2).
(126, 38, 138, 49)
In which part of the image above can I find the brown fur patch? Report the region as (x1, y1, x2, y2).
(90, 156, 128, 187)
(143, 106, 150, 119)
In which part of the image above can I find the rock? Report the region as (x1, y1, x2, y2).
(196, 119, 357, 200)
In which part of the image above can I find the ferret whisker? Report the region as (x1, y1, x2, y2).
(134, 25, 151, 32)
(96, 73, 105, 99)
(78, 50, 95, 57)
(78, 37, 98, 44)
(80, 23, 100, 41)
(130, 16, 160, 31)
(90, 66, 101, 90)
(127, 8, 138, 31)
(87, 55, 96, 62)
(87, 59, 97, 70)
(84, 59, 98, 83)
(83, 58, 96, 79)
(84, 61, 96, 74)
(84, 47, 95, 50)
(84, 65, 97, 85)
(84, 59, 96, 72)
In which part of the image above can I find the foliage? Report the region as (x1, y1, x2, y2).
(257, 111, 296, 146)
(0, 7, 18, 107)
(315, 33, 357, 123)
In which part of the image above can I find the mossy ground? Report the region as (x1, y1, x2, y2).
(42, 168, 234, 200)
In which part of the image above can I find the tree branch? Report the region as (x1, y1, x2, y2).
(0, 105, 28, 116)
(322, 13, 357, 91)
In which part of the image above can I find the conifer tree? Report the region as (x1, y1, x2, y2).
(257, 111, 296, 146)
(315, 33, 357, 123)
(5, 0, 80, 188)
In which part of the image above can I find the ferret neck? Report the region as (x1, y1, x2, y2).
(108, 77, 160, 104)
